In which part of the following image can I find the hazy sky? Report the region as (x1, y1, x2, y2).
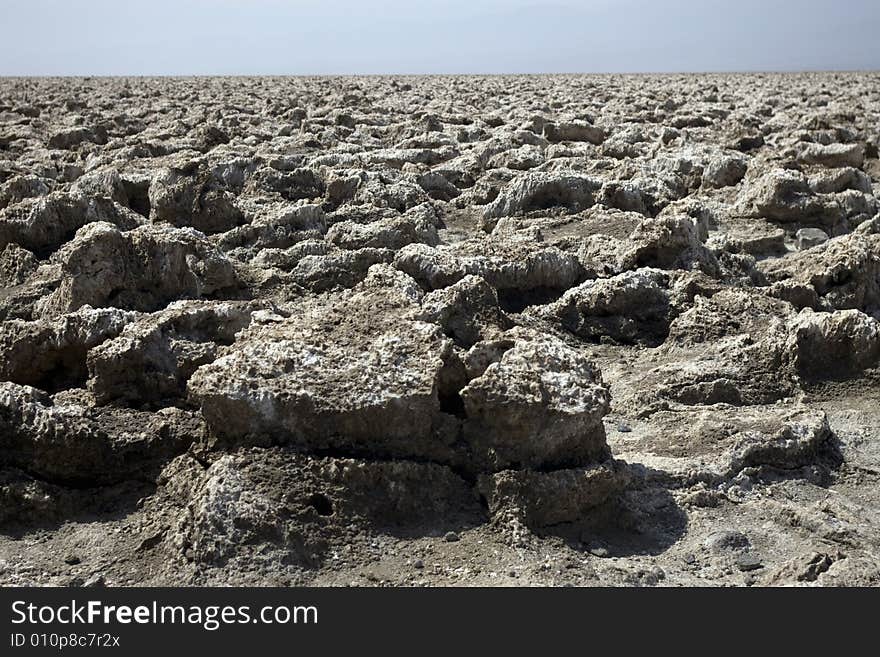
(2, 0, 879, 75)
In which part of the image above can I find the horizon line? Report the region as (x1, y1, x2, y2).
(1, 68, 879, 79)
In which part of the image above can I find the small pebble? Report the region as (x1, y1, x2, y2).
(83, 574, 105, 588)
(735, 552, 763, 572)
(795, 227, 829, 250)
(705, 530, 750, 553)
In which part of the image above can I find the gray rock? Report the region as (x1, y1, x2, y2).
(188, 265, 457, 460)
(149, 164, 245, 235)
(326, 212, 439, 251)
(87, 300, 261, 406)
(786, 309, 880, 380)
(705, 530, 750, 552)
(543, 121, 605, 145)
(796, 228, 829, 250)
(702, 152, 748, 188)
(0, 382, 197, 485)
(539, 268, 672, 345)
(0, 191, 145, 256)
(460, 329, 612, 471)
(798, 142, 865, 169)
(761, 233, 880, 312)
(482, 171, 600, 220)
(0, 243, 38, 287)
(0, 306, 134, 390)
(735, 552, 764, 572)
(35, 222, 238, 317)
(477, 460, 631, 528)
(165, 449, 480, 567)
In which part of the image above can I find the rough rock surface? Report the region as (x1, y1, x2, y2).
(2, 74, 880, 587)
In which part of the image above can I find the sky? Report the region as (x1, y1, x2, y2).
(2, 0, 879, 76)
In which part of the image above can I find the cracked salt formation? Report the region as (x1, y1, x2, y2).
(0, 74, 879, 586)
